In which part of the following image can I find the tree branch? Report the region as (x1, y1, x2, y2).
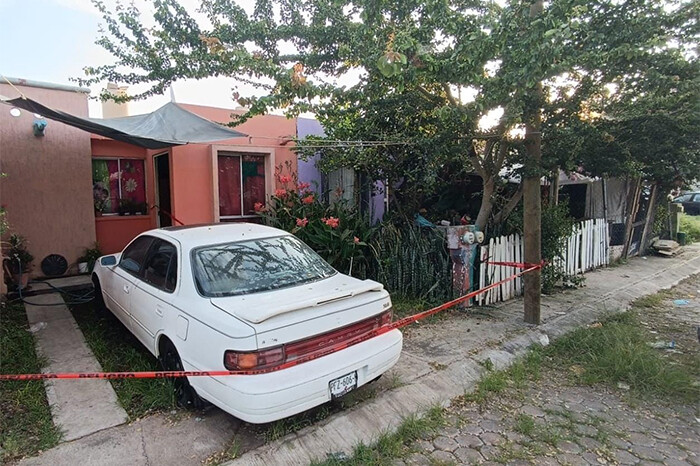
(494, 138, 509, 171)
(491, 184, 523, 225)
(441, 83, 458, 106)
(469, 142, 488, 179)
(416, 86, 444, 104)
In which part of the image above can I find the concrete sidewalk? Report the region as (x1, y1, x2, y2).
(16, 246, 700, 465)
(23, 292, 128, 442)
(227, 245, 700, 466)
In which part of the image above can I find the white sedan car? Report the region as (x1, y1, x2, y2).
(92, 223, 403, 423)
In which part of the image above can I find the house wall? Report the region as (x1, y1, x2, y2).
(89, 104, 303, 252)
(91, 138, 157, 254)
(0, 82, 95, 276)
(296, 117, 386, 222)
(170, 104, 299, 223)
(296, 117, 324, 193)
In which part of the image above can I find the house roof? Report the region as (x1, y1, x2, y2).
(0, 96, 247, 149)
(2, 77, 90, 94)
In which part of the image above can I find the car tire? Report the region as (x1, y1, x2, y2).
(91, 275, 107, 312)
(159, 338, 207, 410)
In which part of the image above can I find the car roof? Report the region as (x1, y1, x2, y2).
(156, 223, 289, 246)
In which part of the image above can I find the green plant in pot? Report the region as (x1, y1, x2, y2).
(118, 198, 132, 215)
(94, 196, 107, 216)
(77, 242, 102, 273)
(3, 234, 34, 290)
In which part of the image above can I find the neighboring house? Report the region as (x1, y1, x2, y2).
(0, 78, 96, 274)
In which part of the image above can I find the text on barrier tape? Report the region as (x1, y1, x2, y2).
(0, 263, 542, 381)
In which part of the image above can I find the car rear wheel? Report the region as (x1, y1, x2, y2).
(159, 339, 206, 409)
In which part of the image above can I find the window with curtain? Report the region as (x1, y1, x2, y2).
(218, 153, 266, 219)
(92, 158, 146, 215)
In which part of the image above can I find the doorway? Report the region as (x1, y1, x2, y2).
(154, 153, 172, 227)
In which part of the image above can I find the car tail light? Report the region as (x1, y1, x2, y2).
(224, 309, 393, 371)
(224, 346, 285, 370)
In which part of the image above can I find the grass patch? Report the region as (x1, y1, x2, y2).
(310, 405, 446, 465)
(545, 311, 699, 402)
(513, 414, 535, 436)
(1, 302, 62, 462)
(69, 302, 176, 418)
(679, 213, 700, 243)
(631, 293, 665, 309)
(464, 350, 544, 404)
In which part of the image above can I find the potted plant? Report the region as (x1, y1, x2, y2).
(94, 197, 107, 217)
(135, 202, 148, 215)
(2, 234, 34, 290)
(77, 242, 102, 273)
(118, 198, 132, 215)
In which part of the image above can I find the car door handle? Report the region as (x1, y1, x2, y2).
(155, 305, 164, 317)
(123, 285, 130, 294)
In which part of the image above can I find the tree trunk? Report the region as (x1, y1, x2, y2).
(523, 0, 544, 326)
(475, 177, 495, 231)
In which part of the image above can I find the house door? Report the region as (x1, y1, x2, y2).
(154, 153, 172, 227)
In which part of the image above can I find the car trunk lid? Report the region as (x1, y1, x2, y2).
(210, 274, 391, 348)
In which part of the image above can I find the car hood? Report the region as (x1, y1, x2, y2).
(209, 273, 384, 324)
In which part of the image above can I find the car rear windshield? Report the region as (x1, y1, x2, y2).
(192, 235, 337, 297)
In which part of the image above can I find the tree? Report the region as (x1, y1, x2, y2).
(83, 0, 697, 322)
(83, 0, 696, 226)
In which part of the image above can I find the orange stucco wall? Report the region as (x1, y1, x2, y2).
(170, 104, 299, 225)
(0, 83, 95, 276)
(89, 105, 301, 253)
(91, 138, 158, 254)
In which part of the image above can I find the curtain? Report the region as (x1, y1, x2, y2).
(242, 155, 265, 215)
(218, 155, 242, 216)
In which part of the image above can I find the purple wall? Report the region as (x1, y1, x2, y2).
(296, 117, 324, 194)
(295, 117, 386, 222)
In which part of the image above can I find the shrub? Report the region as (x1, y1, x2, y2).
(501, 201, 577, 292)
(368, 222, 453, 304)
(679, 213, 700, 243)
(259, 165, 375, 278)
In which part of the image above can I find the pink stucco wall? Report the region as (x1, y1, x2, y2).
(0, 83, 95, 275)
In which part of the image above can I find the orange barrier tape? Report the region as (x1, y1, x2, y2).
(0, 264, 541, 381)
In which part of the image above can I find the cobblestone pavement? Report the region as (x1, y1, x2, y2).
(405, 380, 698, 465)
(400, 276, 700, 466)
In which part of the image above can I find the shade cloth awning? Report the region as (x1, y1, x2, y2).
(1, 96, 246, 149)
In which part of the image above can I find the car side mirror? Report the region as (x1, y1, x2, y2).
(100, 255, 118, 267)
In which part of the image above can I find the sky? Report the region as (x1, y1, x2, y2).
(0, 0, 261, 118)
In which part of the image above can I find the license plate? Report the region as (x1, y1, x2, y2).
(329, 371, 357, 398)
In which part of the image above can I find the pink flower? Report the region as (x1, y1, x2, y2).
(302, 195, 314, 205)
(297, 182, 311, 191)
(274, 188, 287, 198)
(323, 217, 340, 229)
(253, 202, 265, 212)
(296, 217, 308, 227)
(353, 236, 360, 244)
(278, 175, 292, 184)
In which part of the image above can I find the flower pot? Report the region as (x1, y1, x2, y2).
(78, 262, 89, 274)
(11, 271, 30, 290)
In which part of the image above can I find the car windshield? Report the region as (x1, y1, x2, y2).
(192, 235, 337, 297)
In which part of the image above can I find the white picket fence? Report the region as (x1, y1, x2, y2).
(477, 219, 609, 306)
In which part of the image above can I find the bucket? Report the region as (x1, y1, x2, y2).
(677, 231, 687, 246)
